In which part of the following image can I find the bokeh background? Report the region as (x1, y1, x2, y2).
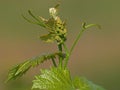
(0, 0, 120, 90)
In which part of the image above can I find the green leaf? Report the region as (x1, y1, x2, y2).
(73, 77, 105, 90)
(45, 18, 55, 29)
(32, 67, 74, 90)
(40, 33, 55, 43)
(32, 67, 105, 90)
(6, 52, 65, 82)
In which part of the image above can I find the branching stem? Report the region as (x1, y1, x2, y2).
(63, 24, 99, 68)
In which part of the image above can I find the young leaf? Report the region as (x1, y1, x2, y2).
(40, 33, 55, 43)
(32, 67, 105, 90)
(32, 67, 74, 90)
(6, 52, 65, 82)
(73, 77, 106, 90)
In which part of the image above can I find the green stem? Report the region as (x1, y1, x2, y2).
(58, 44, 63, 67)
(64, 28, 86, 68)
(51, 58, 57, 67)
(63, 43, 70, 69)
(63, 24, 99, 69)
(58, 44, 62, 52)
(63, 43, 69, 54)
(69, 29, 85, 55)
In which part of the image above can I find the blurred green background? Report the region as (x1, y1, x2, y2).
(0, 0, 120, 90)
